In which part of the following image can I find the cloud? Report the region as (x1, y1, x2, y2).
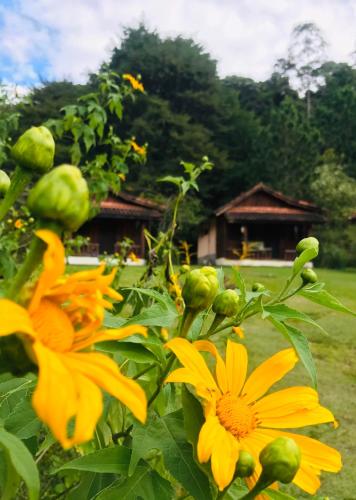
(0, 0, 355, 86)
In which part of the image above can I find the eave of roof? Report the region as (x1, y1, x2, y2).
(216, 182, 319, 217)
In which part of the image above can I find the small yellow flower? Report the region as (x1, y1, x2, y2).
(169, 273, 182, 299)
(130, 140, 146, 156)
(14, 219, 24, 229)
(123, 74, 144, 92)
(118, 173, 126, 182)
(165, 339, 341, 495)
(232, 326, 244, 339)
(128, 251, 140, 263)
(160, 328, 169, 342)
(0, 230, 147, 448)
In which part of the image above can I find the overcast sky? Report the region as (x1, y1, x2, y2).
(0, 0, 355, 89)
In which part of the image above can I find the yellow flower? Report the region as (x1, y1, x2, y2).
(160, 328, 169, 342)
(130, 139, 146, 156)
(118, 173, 126, 182)
(0, 230, 147, 448)
(128, 251, 140, 263)
(165, 338, 341, 494)
(123, 74, 144, 92)
(14, 219, 24, 229)
(232, 326, 244, 339)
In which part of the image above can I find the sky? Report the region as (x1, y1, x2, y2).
(0, 0, 355, 90)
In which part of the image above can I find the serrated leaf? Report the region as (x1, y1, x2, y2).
(96, 464, 173, 500)
(269, 318, 317, 388)
(299, 286, 356, 316)
(231, 268, 247, 306)
(96, 341, 158, 363)
(57, 446, 130, 474)
(263, 304, 328, 335)
(0, 426, 40, 500)
(129, 411, 211, 499)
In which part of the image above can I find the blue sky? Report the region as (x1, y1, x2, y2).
(1, 0, 355, 90)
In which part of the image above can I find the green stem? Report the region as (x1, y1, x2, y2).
(179, 308, 197, 338)
(147, 353, 175, 408)
(0, 166, 32, 223)
(5, 221, 62, 301)
(133, 364, 157, 380)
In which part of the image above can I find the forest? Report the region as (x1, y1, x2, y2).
(3, 22, 356, 266)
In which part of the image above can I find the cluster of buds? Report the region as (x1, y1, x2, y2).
(0, 126, 89, 233)
(296, 236, 319, 285)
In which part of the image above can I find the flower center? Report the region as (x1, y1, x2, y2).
(216, 392, 257, 439)
(31, 299, 75, 352)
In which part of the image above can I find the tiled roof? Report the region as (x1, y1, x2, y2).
(98, 193, 163, 219)
(217, 183, 322, 222)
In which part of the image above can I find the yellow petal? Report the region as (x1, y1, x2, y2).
(225, 340, 248, 397)
(259, 406, 336, 429)
(32, 342, 77, 448)
(71, 373, 103, 446)
(254, 387, 319, 415)
(0, 299, 35, 338)
(242, 348, 298, 403)
(72, 325, 147, 351)
(293, 464, 321, 494)
(64, 351, 147, 424)
(197, 416, 222, 463)
(194, 340, 228, 393)
(211, 426, 239, 491)
(165, 338, 219, 394)
(29, 230, 65, 312)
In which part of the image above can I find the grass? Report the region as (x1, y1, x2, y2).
(114, 264, 356, 499)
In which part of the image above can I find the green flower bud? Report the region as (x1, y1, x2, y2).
(11, 126, 55, 173)
(212, 289, 239, 317)
(28, 164, 89, 231)
(180, 264, 191, 273)
(182, 266, 219, 311)
(301, 268, 318, 284)
(259, 437, 301, 484)
(0, 170, 10, 195)
(252, 282, 265, 292)
(296, 237, 319, 256)
(236, 450, 255, 478)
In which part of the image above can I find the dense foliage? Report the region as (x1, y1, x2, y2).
(4, 22, 356, 259)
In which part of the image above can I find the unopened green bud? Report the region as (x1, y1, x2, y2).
(259, 437, 301, 484)
(236, 450, 255, 478)
(180, 264, 191, 273)
(296, 237, 319, 256)
(301, 268, 318, 284)
(11, 126, 55, 173)
(212, 289, 239, 317)
(28, 164, 89, 231)
(252, 282, 265, 293)
(182, 266, 218, 311)
(0, 170, 10, 195)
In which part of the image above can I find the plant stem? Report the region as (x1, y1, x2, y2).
(179, 308, 197, 338)
(147, 354, 175, 408)
(133, 364, 157, 380)
(0, 166, 32, 223)
(5, 221, 62, 301)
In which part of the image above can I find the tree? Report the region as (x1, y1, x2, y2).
(275, 22, 328, 118)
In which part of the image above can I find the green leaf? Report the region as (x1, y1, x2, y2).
(103, 311, 126, 328)
(129, 411, 212, 499)
(269, 318, 317, 388)
(57, 446, 131, 474)
(96, 463, 173, 500)
(4, 400, 41, 439)
(96, 341, 158, 363)
(182, 385, 204, 450)
(263, 304, 328, 335)
(0, 426, 40, 500)
(66, 472, 116, 500)
(299, 285, 356, 316)
(231, 268, 247, 306)
(158, 175, 184, 187)
(124, 303, 178, 328)
(292, 247, 318, 276)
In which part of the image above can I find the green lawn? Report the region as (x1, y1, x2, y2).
(117, 265, 356, 499)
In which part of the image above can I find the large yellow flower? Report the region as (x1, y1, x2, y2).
(0, 230, 147, 448)
(165, 338, 341, 495)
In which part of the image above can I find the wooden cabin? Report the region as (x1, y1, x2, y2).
(78, 192, 163, 257)
(198, 183, 323, 264)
